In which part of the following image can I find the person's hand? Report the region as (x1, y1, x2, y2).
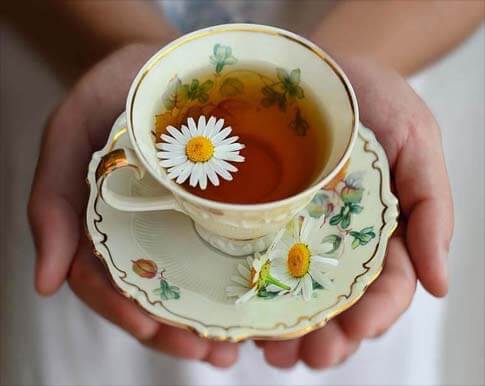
(28, 44, 239, 368)
(257, 57, 454, 368)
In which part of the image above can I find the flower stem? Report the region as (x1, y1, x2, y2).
(266, 275, 290, 291)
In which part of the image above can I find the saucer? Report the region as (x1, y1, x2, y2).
(86, 123, 398, 341)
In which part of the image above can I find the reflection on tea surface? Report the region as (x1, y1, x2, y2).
(154, 62, 332, 204)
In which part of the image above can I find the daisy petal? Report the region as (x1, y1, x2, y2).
(212, 127, 232, 144)
(166, 126, 185, 143)
(204, 116, 216, 136)
(300, 215, 315, 243)
(181, 124, 191, 138)
(197, 115, 206, 135)
(236, 287, 258, 304)
(157, 151, 184, 159)
(187, 118, 198, 137)
(212, 118, 225, 136)
(189, 163, 202, 187)
(231, 274, 249, 287)
(217, 135, 239, 146)
(216, 151, 245, 162)
(199, 164, 208, 190)
(302, 275, 313, 301)
(212, 159, 233, 181)
(226, 286, 248, 297)
(175, 162, 193, 184)
(167, 162, 188, 179)
(237, 263, 250, 277)
(205, 160, 220, 186)
(216, 143, 245, 153)
(312, 255, 339, 266)
(158, 142, 185, 152)
(160, 156, 187, 168)
(310, 269, 333, 289)
(160, 134, 179, 144)
(214, 159, 238, 173)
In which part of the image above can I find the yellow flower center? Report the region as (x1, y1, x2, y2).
(287, 243, 311, 278)
(249, 261, 271, 288)
(185, 136, 214, 162)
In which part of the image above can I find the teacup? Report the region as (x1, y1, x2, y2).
(95, 24, 359, 256)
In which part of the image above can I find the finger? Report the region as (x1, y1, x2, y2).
(28, 110, 91, 294)
(300, 319, 357, 370)
(342, 58, 453, 296)
(68, 238, 160, 341)
(203, 341, 239, 368)
(29, 44, 157, 295)
(263, 338, 301, 368)
(397, 130, 453, 296)
(70, 237, 231, 363)
(337, 234, 417, 341)
(28, 194, 80, 295)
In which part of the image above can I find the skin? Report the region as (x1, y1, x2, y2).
(21, 0, 476, 371)
(28, 44, 453, 368)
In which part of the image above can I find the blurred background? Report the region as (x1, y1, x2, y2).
(1, 1, 484, 385)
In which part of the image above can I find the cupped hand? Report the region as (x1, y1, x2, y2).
(258, 58, 454, 368)
(28, 43, 239, 368)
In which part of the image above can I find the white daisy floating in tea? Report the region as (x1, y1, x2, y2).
(268, 214, 339, 301)
(157, 116, 245, 189)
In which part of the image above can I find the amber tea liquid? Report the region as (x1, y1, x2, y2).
(155, 63, 332, 204)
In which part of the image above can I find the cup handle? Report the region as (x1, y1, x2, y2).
(95, 147, 179, 212)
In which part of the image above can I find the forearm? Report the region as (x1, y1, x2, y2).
(312, 0, 484, 76)
(46, 0, 178, 65)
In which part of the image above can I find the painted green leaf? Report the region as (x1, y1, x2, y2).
(215, 62, 224, 73)
(276, 67, 289, 82)
(290, 69, 301, 84)
(198, 93, 209, 103)
(162, 77, 188, 110)
(210, 44, 237, 73)
(257, 288, 279, 299)
(329, 214, 342, 225)
(289, 108, 309, 136)
(350, 204, 364, 214)
(312, 280, 323, 290)
(295, 86, 305, 99)
(341, 213, 351, 229)
(361, 226, 374, 234)
(220, 77, 244, 97)
(157, 278, 181, 300)
(321, 234, 342, 254)
(224, 56, 238, 65)
(351, 238, 360, 249)
(261, 97, 276, 107)
(200, 79, 214, 92)
(277, 94, 287, 111)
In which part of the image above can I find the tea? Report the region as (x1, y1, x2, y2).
(154, 63, 332, 204)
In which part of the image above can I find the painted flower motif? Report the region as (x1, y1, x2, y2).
(226, 253, 289, 304)
(268, 214, 339, 301)
(132, 259, 158, 278)
(157, 115, 245, 189)
(210, 44, 237, 73)
(341, 172, 365, 204)
(261, 68, 305, 111)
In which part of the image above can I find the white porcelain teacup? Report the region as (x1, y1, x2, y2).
(96, 24, 359, 256)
